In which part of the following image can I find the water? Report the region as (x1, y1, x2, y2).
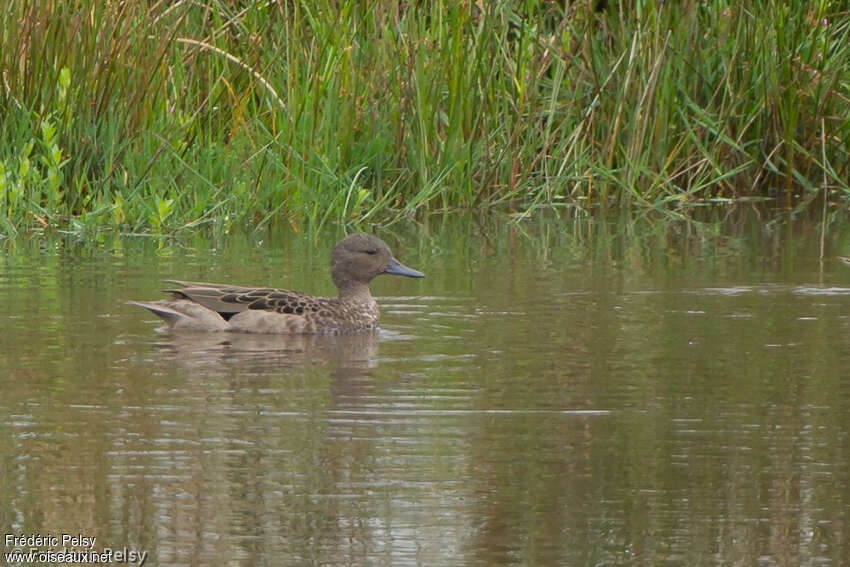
(2, 217, 850, 565)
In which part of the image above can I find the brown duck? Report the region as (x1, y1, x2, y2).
(128, 233, 424, 334)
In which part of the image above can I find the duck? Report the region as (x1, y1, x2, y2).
(128, 233, 424, 334)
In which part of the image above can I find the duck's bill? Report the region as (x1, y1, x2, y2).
(385, 257, 425, 278)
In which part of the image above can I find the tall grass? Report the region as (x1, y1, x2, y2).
(1, 0, 848, 236)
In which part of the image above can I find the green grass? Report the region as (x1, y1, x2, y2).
(1, 0, 849, 237)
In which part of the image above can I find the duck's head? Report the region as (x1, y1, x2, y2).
(330, 234, 424, 296)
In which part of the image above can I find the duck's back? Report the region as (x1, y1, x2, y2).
(166, 280, 379, 334)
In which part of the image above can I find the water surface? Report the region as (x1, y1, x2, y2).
(2, 217, 850, 565)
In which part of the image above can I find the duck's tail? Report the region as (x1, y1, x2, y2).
(126, 300, 228, 331)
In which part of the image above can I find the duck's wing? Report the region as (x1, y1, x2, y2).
(164, 280, 326, 316)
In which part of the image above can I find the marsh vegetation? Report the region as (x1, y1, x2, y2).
(1, 1, 848, 236)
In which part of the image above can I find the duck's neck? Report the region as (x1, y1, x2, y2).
(337, 282, 374, 304)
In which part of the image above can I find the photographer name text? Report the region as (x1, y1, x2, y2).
(4, 533, 147, 565)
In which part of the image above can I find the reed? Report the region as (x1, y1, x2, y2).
(1, 0, 848, 236)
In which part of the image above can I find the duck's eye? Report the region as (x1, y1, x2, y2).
(364, 249, 377, 255)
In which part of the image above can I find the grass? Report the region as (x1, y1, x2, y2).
(1, 0, 849, 237)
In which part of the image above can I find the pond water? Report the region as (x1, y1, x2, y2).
(2, 214, 850, 566)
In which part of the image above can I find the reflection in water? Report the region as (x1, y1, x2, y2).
(141, 330, 381, 373)
(2, 217, 850, 565)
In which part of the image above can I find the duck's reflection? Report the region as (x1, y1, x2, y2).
(141, 330, 380, 374)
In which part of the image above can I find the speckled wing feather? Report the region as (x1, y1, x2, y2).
(165, 280, 329, 316)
